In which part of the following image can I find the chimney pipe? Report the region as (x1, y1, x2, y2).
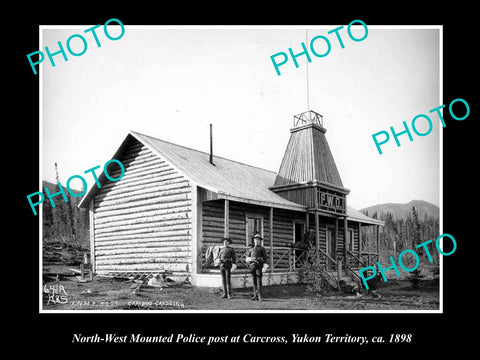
(209, 123, 215, 165)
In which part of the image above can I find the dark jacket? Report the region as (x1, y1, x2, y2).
(246, 245, 268, 267)
(218, 246, 237, 266)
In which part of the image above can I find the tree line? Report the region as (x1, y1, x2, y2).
(360, 207, 440, 266)
(42, 180, 90, 244)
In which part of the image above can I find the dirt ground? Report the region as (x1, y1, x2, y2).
(42, 268, 439, 311)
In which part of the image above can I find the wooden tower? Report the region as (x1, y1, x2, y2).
(270, 110, 350, 259)
(271, 110, 350, 211)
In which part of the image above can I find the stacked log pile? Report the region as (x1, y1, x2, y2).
(43, 239, 89, 266)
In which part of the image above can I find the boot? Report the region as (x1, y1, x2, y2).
(221, 273, 228, 298)
(251, 285, 258, 300)
(227, 284, 232, 299)
(257, 284, 263, 302)
(220, 284, 228, 298)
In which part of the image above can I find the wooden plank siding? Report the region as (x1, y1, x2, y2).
(92, 139, 192, 278)
(273, 123, 344, 189)
(273, 187, 316, 209)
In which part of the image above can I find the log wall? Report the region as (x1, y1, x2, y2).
(201, 199, 307, 269)
(202, 200, 307, 246)
(200, 201, 363, 270)
(92, 139, 192, 278)
(200, 202, 363, 271)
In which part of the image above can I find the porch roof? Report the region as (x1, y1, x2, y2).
(345, 206, 384, 226)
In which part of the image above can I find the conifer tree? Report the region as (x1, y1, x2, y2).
(411, 206, 421, 248)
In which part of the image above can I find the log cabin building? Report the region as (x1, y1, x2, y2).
(79, 110, 383, 288)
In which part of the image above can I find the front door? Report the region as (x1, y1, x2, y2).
(293, 222, 305, 245)
(326, 228, 336, 264)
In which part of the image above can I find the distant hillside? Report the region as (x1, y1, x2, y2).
(360, 200, 439, 220)
(43, 180, 83, 196)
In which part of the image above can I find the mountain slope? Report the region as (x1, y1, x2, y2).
(360, 200, 439, 220)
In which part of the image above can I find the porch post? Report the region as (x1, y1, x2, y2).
(224, 199, 229, 238)
(269, 207, 274, 273)
(358, 222, 362, 255)
(376, 224, 380, 256)
(314, 187, 320, 260)
(344, 217, 348, 268)
(335, 218, 338, 258)
(315, 210, 320, 260)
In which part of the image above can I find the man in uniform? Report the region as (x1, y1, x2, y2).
(246, 233, 267, 301)
(218, 237, 236, 299)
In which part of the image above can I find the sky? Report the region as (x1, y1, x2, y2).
(40, 25, 441, 210)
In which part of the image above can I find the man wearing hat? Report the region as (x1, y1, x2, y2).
(245, 233, 268, 301)
(218, 237, 237, 299)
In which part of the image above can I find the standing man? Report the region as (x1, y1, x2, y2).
(218, 237, 236, 299)
(246, 233, 268, 301)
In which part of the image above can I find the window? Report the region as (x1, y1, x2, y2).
(246, 214, 263, 246)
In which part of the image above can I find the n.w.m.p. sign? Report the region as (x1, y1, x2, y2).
(317, 189, 346, 214)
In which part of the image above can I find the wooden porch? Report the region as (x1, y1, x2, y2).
(201, 243, 380, 277)
(199, 198, 382, 286)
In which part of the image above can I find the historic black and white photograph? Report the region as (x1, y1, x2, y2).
(38, 25, 442, 312)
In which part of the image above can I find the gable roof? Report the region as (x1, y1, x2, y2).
(130, 131, 306, 211)
(79, 130, 383, 225)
